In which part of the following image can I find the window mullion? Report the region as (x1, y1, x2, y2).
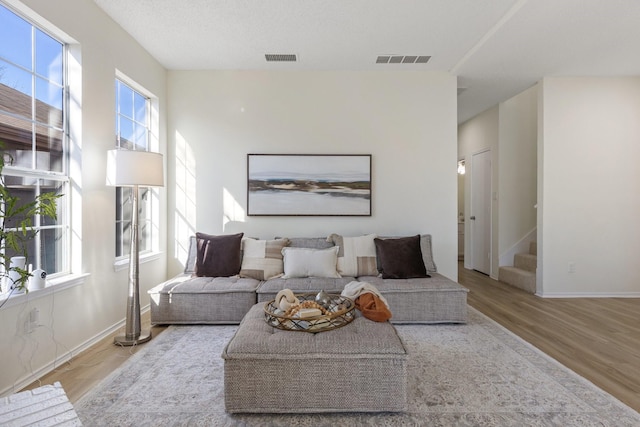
(34, 179, 42, 269)
(31, 25, 36, 170)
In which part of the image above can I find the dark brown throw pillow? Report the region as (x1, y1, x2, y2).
(195, 232, 244, 277)
(374, 235, 429, 279)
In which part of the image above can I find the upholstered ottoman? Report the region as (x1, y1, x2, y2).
(222, 303, 408, 413)
(148, 275, 260, 324)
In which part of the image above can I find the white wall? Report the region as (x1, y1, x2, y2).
(498, 85, 538, 265)
(539, 77, 640, 296)
(166, 70, 458, 280)
(0, 0, 167, 395)
(458, 106, 499, 277)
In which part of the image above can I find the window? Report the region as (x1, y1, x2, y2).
(0, 3, 69, 277)
(114, 78, 156, 259)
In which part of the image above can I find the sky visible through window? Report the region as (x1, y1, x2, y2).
(116, 79, 149, 151)
(0, 4, 63, 113)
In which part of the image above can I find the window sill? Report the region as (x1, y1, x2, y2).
(113, 251, 163, 272)
(0, 273, 90, 310)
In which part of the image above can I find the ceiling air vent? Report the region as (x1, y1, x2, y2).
(376, 55, 430, 64)
(265, 54, 297, 62)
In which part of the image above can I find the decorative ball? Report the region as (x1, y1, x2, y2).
(315, 290, 332, 308)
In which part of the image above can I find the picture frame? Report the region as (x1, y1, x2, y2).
(247, 154, 372, 216)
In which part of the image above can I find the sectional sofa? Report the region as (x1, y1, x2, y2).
(148, 233, 468, 325)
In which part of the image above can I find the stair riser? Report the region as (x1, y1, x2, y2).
(514, 253, 537, 273)
(499, 267, 536, 294)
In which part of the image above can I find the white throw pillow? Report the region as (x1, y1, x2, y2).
(239, 238, 289, 280)
(281, 247, 341, 279)
(327, 233, 378, 277)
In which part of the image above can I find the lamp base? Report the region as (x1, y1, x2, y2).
(114, 330, 152, 346)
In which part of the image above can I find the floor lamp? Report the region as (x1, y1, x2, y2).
(107, 149, 164, 346)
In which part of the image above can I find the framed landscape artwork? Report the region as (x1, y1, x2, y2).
(247, 154, 372, 216)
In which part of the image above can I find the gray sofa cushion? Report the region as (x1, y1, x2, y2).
(184, 236, 197, 274)
(278, 237, 335, 249)
(154, 275, 259, 294)
(420, 234, 438, 273)
(256, 277, 356, 302)
(148, 274, 260, 324)
(357, 274, 468, 323)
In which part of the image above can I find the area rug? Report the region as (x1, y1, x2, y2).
(75, 307, 640, 426)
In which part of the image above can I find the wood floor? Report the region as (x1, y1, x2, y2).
(22, 264, 640, 413)
(460, 264, 640, 413)
(21, 317, 168, 404)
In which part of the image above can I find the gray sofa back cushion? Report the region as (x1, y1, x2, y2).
(185, 236, 333, 274)
(420, 234, 438, 273)
(184, 236, 197, 274)
(184, 234, 436, 275)
(277, 237, 335, 250)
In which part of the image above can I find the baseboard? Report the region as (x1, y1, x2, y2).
(0, 305, 150, 398)
(536, 292, 640, 298)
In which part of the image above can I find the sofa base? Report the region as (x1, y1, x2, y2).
(148, 275, 260, 325)
(359, 274, 469, 324)
(151, 235, 468, 325)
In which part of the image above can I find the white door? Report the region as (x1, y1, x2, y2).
(471, 150, 491, 275)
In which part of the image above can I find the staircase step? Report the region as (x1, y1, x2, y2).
(529, 241, 537, 255)
(514, 253, 537, 273)
(499, 266, 536, 294)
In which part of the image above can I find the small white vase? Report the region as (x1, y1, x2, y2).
(7, 256, 27, 294)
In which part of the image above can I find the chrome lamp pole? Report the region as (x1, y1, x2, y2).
(107, 149, 164, 346)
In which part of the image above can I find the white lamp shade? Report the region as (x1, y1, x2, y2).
(106, 149, 164, 187)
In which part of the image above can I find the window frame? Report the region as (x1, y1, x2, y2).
(113, 73, 161, 266)
(0, 1, 71, 280)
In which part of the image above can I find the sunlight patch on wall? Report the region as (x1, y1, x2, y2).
(223, 187, 245, 229)
(68, 44, 83, 273)
(174, 131, 196, 265)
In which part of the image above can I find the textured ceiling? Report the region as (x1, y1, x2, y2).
(93, 0, 640, 123)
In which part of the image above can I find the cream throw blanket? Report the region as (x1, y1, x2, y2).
(341, 281, 390, 309)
